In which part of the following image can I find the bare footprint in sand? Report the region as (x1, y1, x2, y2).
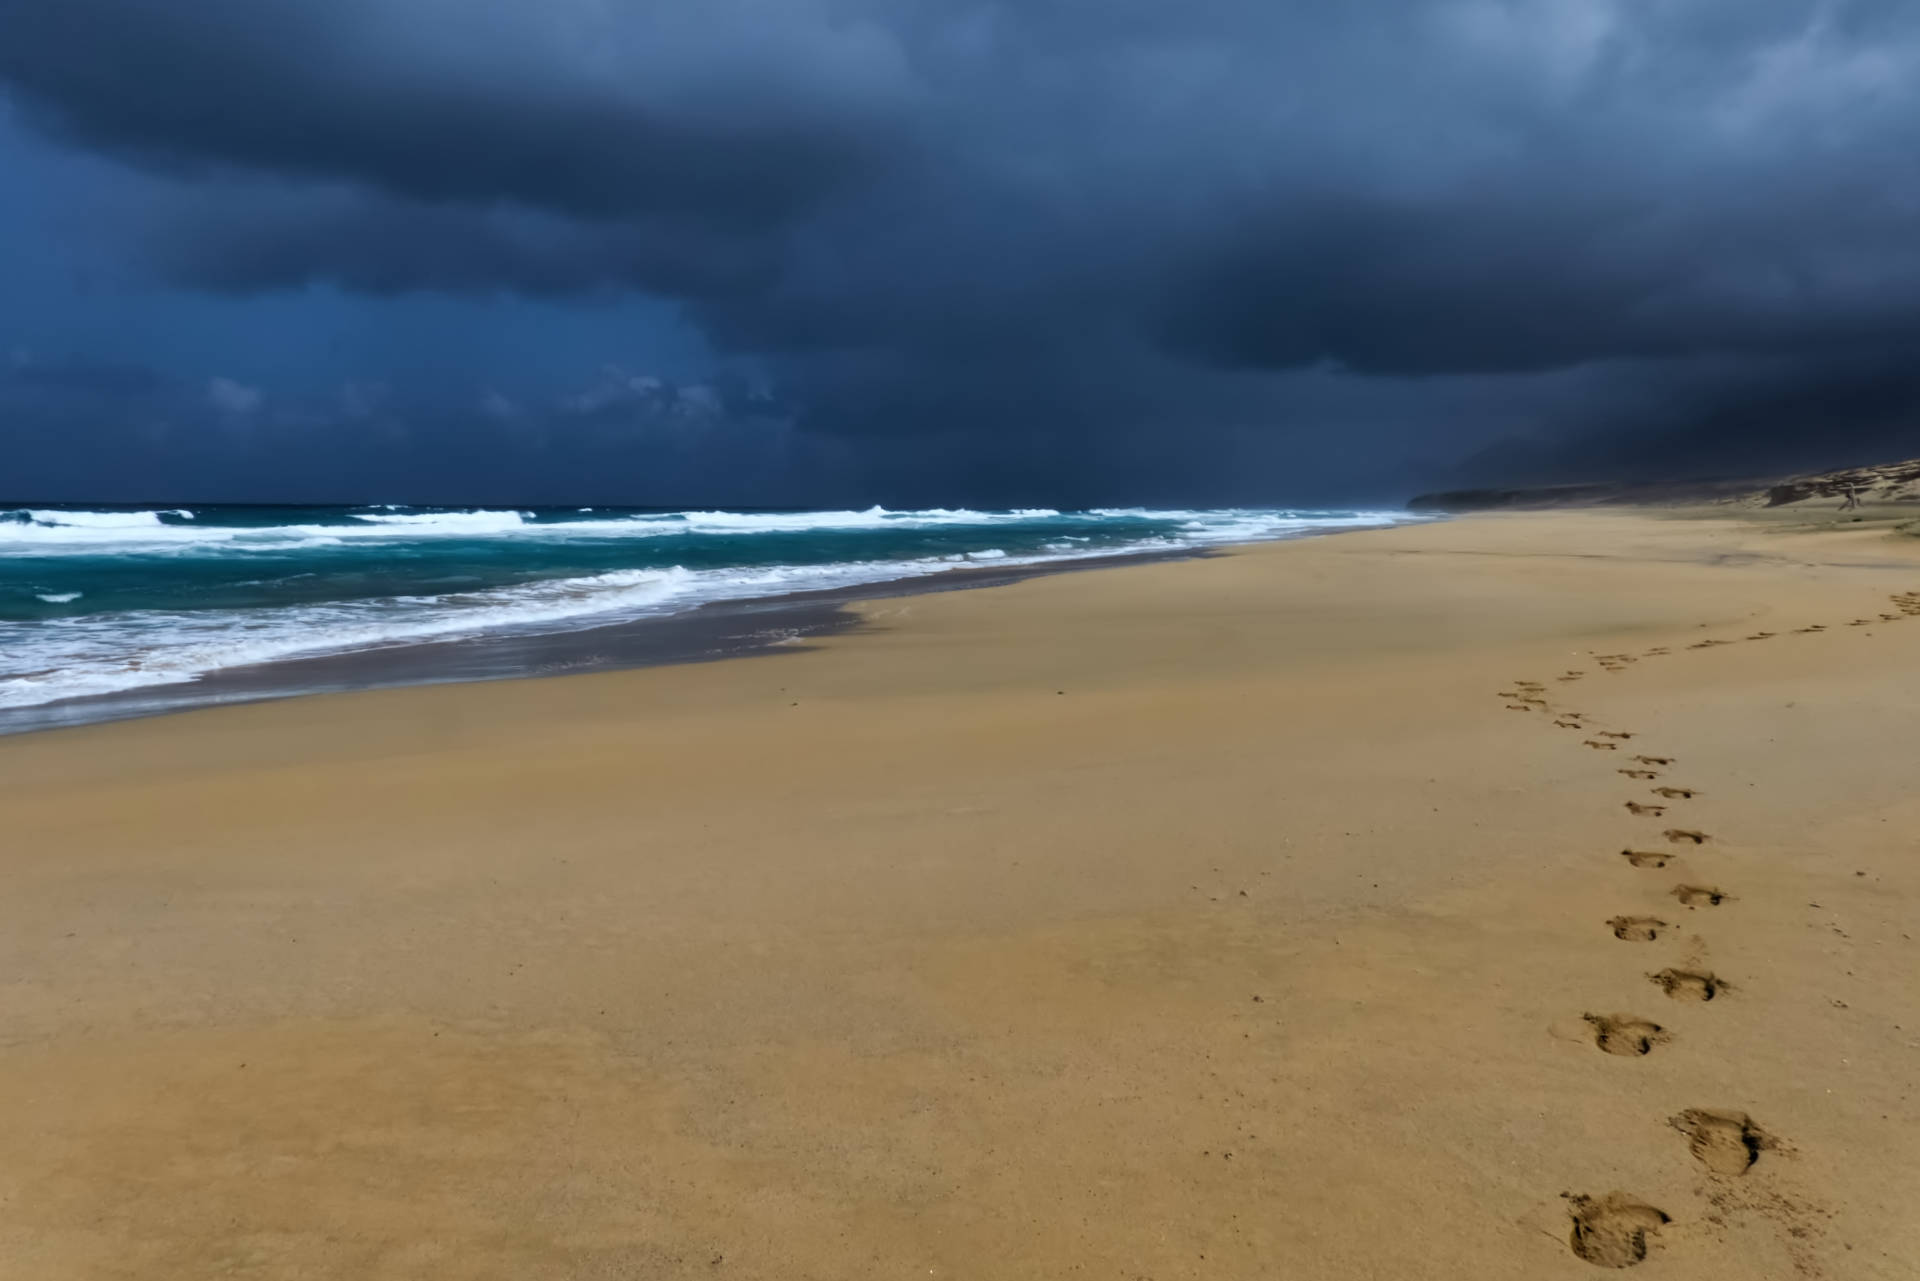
(1584, 1013, 1668, 1056)
(1650, 787, 1697, 799)
(1625, 801, 1667, 817)
(1672, 884, 1732, 908)
(1663, 829, 1709, 845)
(1644, 647, 1671, 656)
(1670, 1110, 1777, 1177)
(1584, 740, 1620, 751)
(1649, 968, 1727, 1001)
(1608, 915, 1669, 941)
(1620, 850, 1672, 869)
(1747, 632, 1775, 640)
(1618, 769, 1660, 780)
(1596, 731, 1634, 740)
(1566, 1193, 1670, 1268)
(1555, 718, 1585, 729)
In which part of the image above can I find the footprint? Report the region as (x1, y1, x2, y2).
(1584, 740, 1620, 751)
(1644, 647, 1671, 656)
(1555, 719, 1585, 729)
(1620, 850, 1672, 869)
(1625, 801, 1667, 817)
(1649, 968, 1726, 1001)
(1566, 1193, 1671, 1268)
(1650, 787, 1697, 799)
(1584, 1013, 1668, 1056)
(1672, 884, 1731, 908)
(1506, 704, 1535, 711)
(1663, 829, 1709, 845)
(1631, 755, 1672, 766)
(1608, 915, 1668, 941)
(1596, 731, 1634, 740)
(1670, 1110, 1776, 1177)
(1617, 769, 1660, 780)
(1747, 632, 1775, 640)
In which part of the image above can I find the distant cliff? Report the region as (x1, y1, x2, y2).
(1410, 457, 1920, 513)
(1749, 458, 1920, 507)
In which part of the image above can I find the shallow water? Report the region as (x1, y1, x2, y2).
(1, 503, 1408, 713)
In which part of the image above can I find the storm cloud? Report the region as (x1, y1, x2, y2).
(3, 0, 1920, 500)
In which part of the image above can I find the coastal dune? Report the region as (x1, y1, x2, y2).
(2, 510, 1917, 1278)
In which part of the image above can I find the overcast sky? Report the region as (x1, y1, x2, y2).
(3, 0, 1919, 505)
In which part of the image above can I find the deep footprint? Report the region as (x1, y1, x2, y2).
(1608, 915, 1668, 941)
(1650, 787, 1697, 799)
(1620, 850, 1671, 869)
(1625, 801, 1667, 817)
(1632, 755, 1672, 766)
(1617, 769, 1660, 780)
(1670, 1110, 1776, 1177)
(1650, 968, 1726, 1001)
(1584, 1013, 1668, 1056)
(1672, 884, 1732, 908)
(1663, 829, 1709, 844)
(1584, 740, 1620, 751)
(1566, 1193, 1671, 1268)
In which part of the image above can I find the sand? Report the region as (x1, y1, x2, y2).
(1, 509, 1917, 1278)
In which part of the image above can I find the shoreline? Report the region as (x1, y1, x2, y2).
(4, 509, 1918, 1277)
(0, 544, 1214, 737)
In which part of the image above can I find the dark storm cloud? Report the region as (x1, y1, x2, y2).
(132, 183, 779, 299)
(5, 0, 1920, 496)
(0, 0, 909, 226)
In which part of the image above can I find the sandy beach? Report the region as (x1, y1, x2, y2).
(3, 509, 1917, 1278)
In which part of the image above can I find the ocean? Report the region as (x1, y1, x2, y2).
(0, 503, 1409, 725)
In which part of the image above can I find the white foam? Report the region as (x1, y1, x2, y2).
(35, 592, 83, 604)
(348, 509, 533, 531)
(0, 568, 699, 710)
(23, 509, 170, 528)
(674, 506, 1061, 534)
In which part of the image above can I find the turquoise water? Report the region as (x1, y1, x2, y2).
(1, 504, 1408, 711)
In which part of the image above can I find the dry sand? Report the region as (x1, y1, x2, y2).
(2, 510, 1918, 1278)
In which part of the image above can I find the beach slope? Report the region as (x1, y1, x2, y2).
(2, 510, 1917, 1278)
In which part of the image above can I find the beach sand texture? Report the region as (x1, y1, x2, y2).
(2, 510, 1917, 1278)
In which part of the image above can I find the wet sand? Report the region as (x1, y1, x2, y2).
(2, 510, 1917, 1278)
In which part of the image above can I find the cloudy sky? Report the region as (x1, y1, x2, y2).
(3, 0, 1918, 505)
